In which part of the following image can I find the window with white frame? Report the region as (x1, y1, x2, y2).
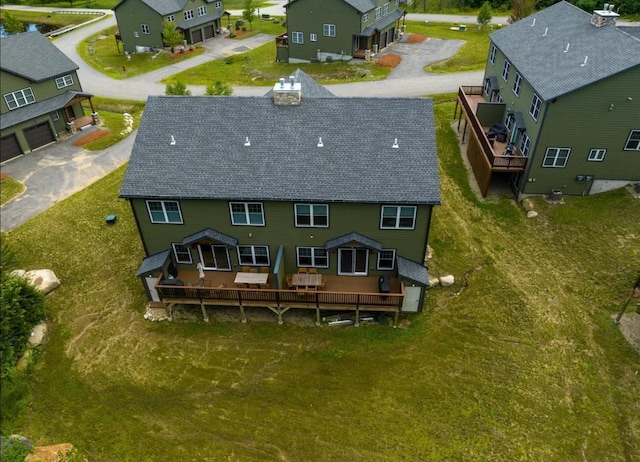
(394, 0, 399, 5)
(214, 1, 222, 8)
(166, 15, 175, 22)
(362, 12, 368, 22)
(297, 247, 329, 268)
(184, 9, 194, 20)
(542, 147, 571, 168)
(375, 7, 381, 19)
(380, 205, 417, 229)
(146, 200, 183, 223)
(229, 202, 264, 225)
(489, 45, 496, 64)
(292, 31, 303, 44)
(4, 88, 35, 110)
(377, 249, 396, 270)
(55, 75, 74, 89)
(310, 33, 317, 41)
(624, 130, 640, 150)
(237, 245, 270, 266)
(323, 24, 336, 37)
(483, 78, 492, 97)
(529, 93, 542, 121)
(295, 204, 328, 227)
(141, 23, 150, 34)
(383, 2, 389, 15)
(172, 243, 192, 264)
(502, 60, 511, 81)
(520, 133, 531, 157)
(513, 72, 522, 96)
(51, 110, 60, 121)
(496, 93, 504, 103)
(197, 6, 207, 16)
(505, 111, 514, 132)
(587, 149, 607, 161)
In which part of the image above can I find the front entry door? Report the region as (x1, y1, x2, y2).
(198, 244, 231, 270)
(338, 248, 368, 275)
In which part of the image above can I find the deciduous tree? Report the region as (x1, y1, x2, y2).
(242, 0, 257, 31)
(477, 2, 493, 29)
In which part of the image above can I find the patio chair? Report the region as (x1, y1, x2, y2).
(242, 267, 251, 273)
(250, 268, 258, 273)
(260, 266, 269, 273)
(286, 275, 294, 289)
(298, 267, 308, 273)
(308, 268, 317, 274)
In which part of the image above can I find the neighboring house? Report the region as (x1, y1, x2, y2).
(455, 1, 640, 198)
(1, 32, 96, 163)
(119, 70, 440, 324)
(277, 0, 406, 63)
(113, 0, 230, 54)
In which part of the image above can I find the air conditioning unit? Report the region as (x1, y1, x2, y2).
(550, 189, 563, 201)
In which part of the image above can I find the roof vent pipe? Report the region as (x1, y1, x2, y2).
(581, 55, 588, 67)
(279, 78, 285, 88)
(170, 135, 176, 146)
(317, 137, 323, 147)
(244, 136, 251, 146)
(392, 138, 399, 149)
(564, 43, 570, 53)
(543, 27, 548, 36)
(289, 75, 295, 86)
(531, 18, 536, 26)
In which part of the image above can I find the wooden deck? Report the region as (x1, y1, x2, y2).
(153, 271, 404, 326)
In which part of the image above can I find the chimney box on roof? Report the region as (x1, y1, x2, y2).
(273, 76, 302, 106)
(591, 5, 619, 27)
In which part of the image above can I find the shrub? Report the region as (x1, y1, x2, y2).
(0, 277, 45, 380)
(165, 81, 191, 95)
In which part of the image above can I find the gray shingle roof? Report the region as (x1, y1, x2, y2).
(136, 249, 171, 276)
(489, 1, 640, 101)
(361, 8, 404, 36)
(396, 256, 429, 285)
(181, 228, 238, 247)
(176, 9, 225, 29)
(0, 91, 93, 130)
(119, 93, 440, 205)
(263, 69, 335, 98)
(140, 0, 184, 15)
(0, 31, 79, 82)
(286, 0, 375, 12)
(325, 232, 383, 251)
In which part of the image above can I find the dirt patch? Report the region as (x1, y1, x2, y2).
(378, 53, 402, 68)
(170, 47, 201, 59)
(72, 129, 109, 146)
(406, 33, 427, 43)
(617, 312, 640, 355)
(0, 172, 8, 181)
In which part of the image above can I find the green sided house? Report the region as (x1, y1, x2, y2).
(113, 0, 229, 53)
(119, 71, 440, 325)
(276, 0, 406, 63)
(455, 1, 640, 198)
(1, 32, 96, 164)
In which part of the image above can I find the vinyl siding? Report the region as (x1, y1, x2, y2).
(115, 0, 164, 53)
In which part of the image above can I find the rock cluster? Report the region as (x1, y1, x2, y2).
(120, 112, 134, 135)
(10, 269, 60, 294)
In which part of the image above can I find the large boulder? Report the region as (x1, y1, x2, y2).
(440, 275, 455, 287)
(12, 269, 61, 294)
(527, 210, 538, 219)
(28, 322, 48, 347)
(521, 198, 535, 211)
(428, 276, 440, 288)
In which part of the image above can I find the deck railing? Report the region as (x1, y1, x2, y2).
(458, 87, 527, 171)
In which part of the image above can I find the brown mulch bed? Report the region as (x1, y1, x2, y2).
(377, 53, 402, 68)
(224, 30, 247, 39)
(0, 173, 8, 181)
(72, 129, 109, 146)
(406, 33, 427, 43)
(170, 47, 201, 59)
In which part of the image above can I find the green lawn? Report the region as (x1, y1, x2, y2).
(0, 9, 104, 31)
(1, 176, 25, 205)
(79, 97, 145, 151)
(2, 100, 639, 460)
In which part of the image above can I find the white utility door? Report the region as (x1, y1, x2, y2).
(145, 275, 161, 302)
(401, 285, 421, 312)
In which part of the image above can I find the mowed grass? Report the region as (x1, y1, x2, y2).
(3, 102, 639, 460)
(0, 10, 104, 30)
(80, 97, 145, 151)
(1, 176, 26, 205)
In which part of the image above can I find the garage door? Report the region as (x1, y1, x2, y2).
(204, 25, 214, 40)
(24, 122, 55, 151)
(1, 134, 22, 163)
(191, 29, 203, 43)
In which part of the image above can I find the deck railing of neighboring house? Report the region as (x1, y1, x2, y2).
(458, 86, 527, 171)
(275, 33, 288, 47)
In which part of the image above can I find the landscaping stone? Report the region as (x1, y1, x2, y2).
(10, 269, 26, 278)
(22, 269, 61, 294)
(428, 276, 440, 287)
(1, 435, 33, 453)
(28, 322, 48, 347)
(440, 275, 455, 286)
(527, 210, 538, 218)
(426, 245, 434, 260)
(522, 198, 535, 211)
(16, 349, 31, 371)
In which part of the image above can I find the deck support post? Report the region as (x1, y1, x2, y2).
(354, 306, 360, 327)
(200, 303, 209, 322)
(315, 308, 321, 326)
(239, 305, 247, 323)
(393, 310, 399, 328)
(167, 303, 174, 321)
(462, 119, 468, 143)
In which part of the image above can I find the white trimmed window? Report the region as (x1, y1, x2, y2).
(141, 23, 150, 34)
(505, 111, 515, 132)
(377, 249, 396, 270)
(529, 93, 542, 121)
(323, 24, 336, 37)
(588, 149, 607, 161)
(362, 13, 369, 22)
(55, 75, 74, 89)
(292, 31, 303, 44)
(624, 130, 640, 150)
(230, 202, 264, 225)
(310, 33, 317, 42)
(513, 72, 522, 96)
(489, 45, 496, 64)
(198, 244, 231, 270)
(184, 9, 194, 20)
(502, 60, 511, 81)
(295, 204, 328, 227)
(297, 247, 329, 268)
(172, 243, 192, 264)
(4, 88, 36, 110)
(166, 15, 175, 22)
(237, 245, 270, 266)
(197, 6, 207, 16)
(394, 0, 399, 5)
(51, 110, 60, 121)
(520, 133, 531, 157)
(383, 3, 389, 15)
(214, 1, 222, 8)
(375, 7, 381, 19)
(542, 147, 571, 168)
(380, 205, 416, 229)
(146, 200, 183, 224)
